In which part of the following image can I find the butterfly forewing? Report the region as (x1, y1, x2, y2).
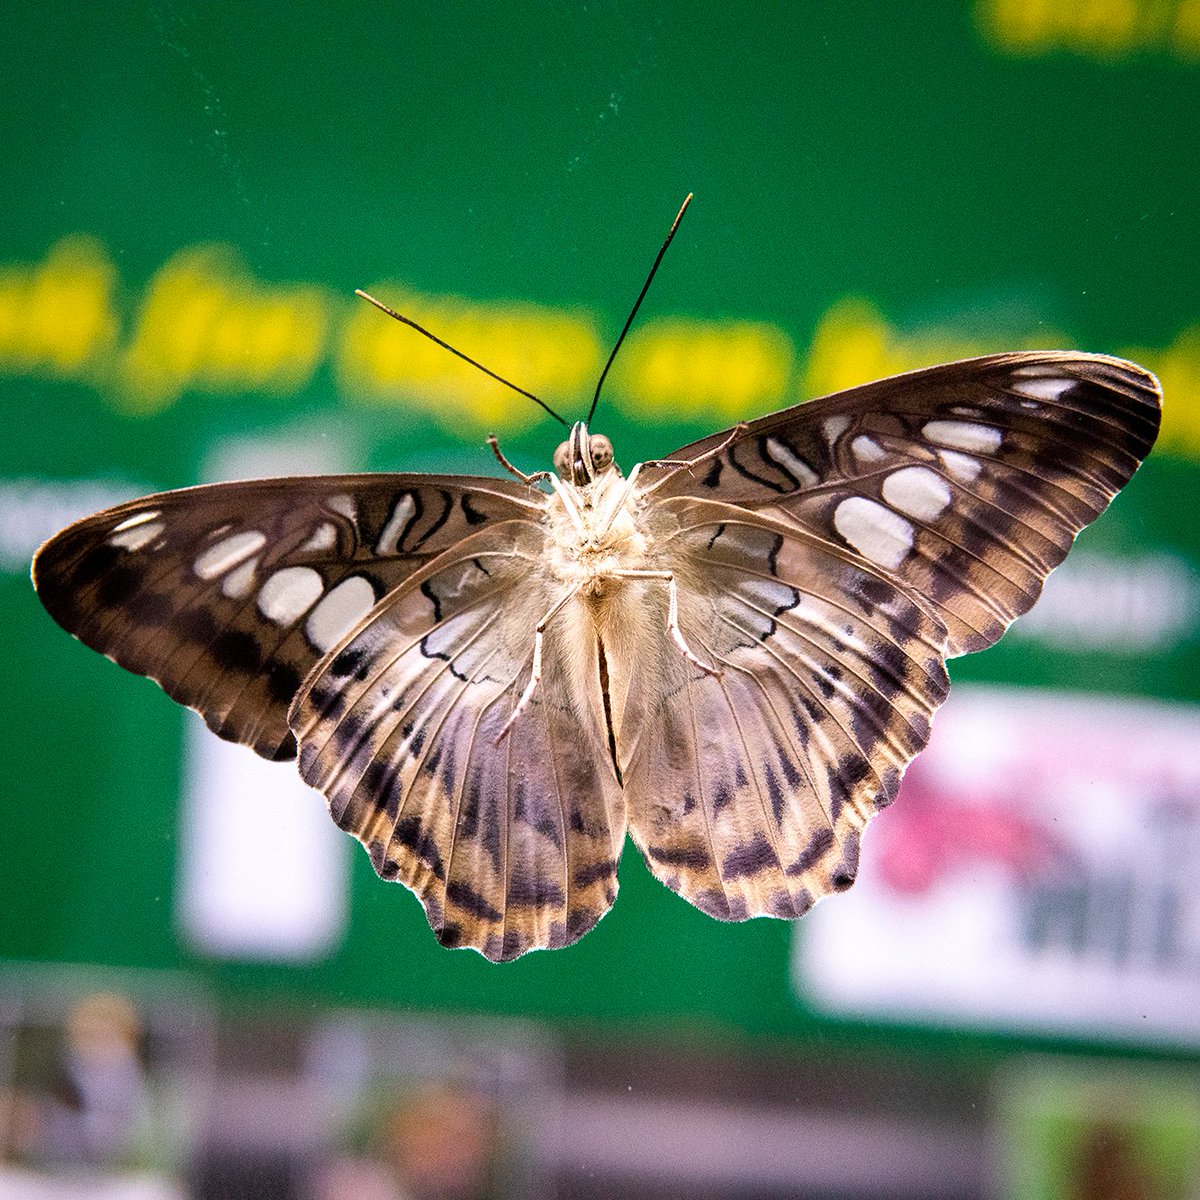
(619, 499, 949, 921)
(33, 475, 538, 759)
(653, 352, 1161, 654)
(288, 519, 625, 962)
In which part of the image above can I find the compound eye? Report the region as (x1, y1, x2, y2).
(589, 435, 614, 471)
(553, 442, 571, 475)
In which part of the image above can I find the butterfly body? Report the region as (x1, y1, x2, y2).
(543, 446, 644, 595)
(33, 351, 1161, 961)
(534, 422, 680, 752)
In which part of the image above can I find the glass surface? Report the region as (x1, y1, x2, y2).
(2, 4, 1197, 1196)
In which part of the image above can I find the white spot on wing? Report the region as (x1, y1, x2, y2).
(300, 522, 338, 555)
(764, 437, 819, 487)
(922, 419, 1002, 455)
(258, 566, 325, 626)
(1011, 375, 1073, 401)
(738, 577, 799, 613)
(823, 415, 850, 443)
(882, 466, 952, 521)
(938, 449, 982, 482)
(109, 521, 164, 551)
(305, 576, 377, 653)
(375, 493, 417, 556)
(326, 493, 356, 520)
(833, 497, 913, 569)
(221, 556, 259, 598)
(112, 510, 161, 533)
(194, 530, 267, 580)
(851, 435, 888, 465)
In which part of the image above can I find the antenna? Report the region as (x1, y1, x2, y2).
(354, 289, 569, 428)
(587, 192, 692, 425)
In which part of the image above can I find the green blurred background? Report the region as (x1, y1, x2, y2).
(2, 3, 1198, 1197)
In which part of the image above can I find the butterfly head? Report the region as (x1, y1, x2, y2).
(553, 421, 617, 486)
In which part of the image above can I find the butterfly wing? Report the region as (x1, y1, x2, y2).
(651, 352, 1161, 654)
(288, 518, 625, 962)
(616, 497, 949, 921)
(32, 474, 539, 760)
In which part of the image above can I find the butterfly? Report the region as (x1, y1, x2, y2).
(32, 345, 1160, 961)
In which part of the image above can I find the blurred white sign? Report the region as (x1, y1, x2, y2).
(175, 427, 355, 961)
(796, 685, 1200, 1047)
(176, 716, 350, 960)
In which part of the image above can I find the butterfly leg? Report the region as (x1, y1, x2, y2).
(593, 432, 742, 538)
(636, 422, 749, 497)
(495, 583, 585, 744)
(592, 423, 755, 540)
(611, 569, 720, 677)
(487, 434, 554, 487)
(596, 465, 640, 535)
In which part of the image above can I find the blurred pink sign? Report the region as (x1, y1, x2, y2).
(796, 685, 1200, 1047)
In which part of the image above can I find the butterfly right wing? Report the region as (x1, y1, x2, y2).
(650, 353, 1161, 655)
(288, 519, 625, 962)
(32, 474, 539, 760)
(618, 497, 949, 924)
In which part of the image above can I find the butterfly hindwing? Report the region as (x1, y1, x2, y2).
(653, 352, 1161, 654)
(618, 498, 949, 921)
(32, 475, 538, 760)
(288, 519, 625, 962)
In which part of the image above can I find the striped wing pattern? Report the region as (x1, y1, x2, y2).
(620, 499, 949, 923)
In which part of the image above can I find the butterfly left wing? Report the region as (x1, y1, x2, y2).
(288, 518, 625, 962)
(32, 474, 539, 760)
(650, 352, 1161, 654)
(616, 498, 949, 922)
